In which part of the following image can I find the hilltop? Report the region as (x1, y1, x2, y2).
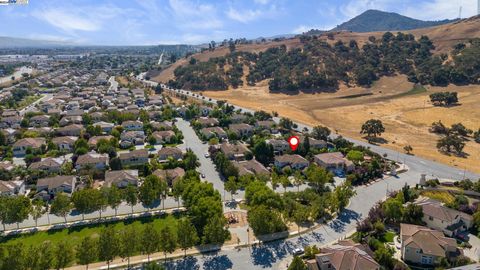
(331, 9, 457, 33)
(153, 15, 480, 84)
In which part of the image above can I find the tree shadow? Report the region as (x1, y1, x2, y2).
(364, 136, 388, 145)
(202, 255, 233, 270)
(251, 243, 277, 267)
(164, 256, 200, 270)
(328, 209, 361, 233)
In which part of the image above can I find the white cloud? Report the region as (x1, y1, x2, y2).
(227, 8, 264, 23)
(254, 0, 271, 4)
(226, 2, 281, 23)
(32, 4, 127, 34)
(33, 8, 99, 32)
(403, 0, 477, 20)
(168, 0, 223, 29)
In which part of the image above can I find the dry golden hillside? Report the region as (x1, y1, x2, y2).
(153, 16, 480, 83)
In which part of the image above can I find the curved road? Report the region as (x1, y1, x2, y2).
(138, 80, 480, 270)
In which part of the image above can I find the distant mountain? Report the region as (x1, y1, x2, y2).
(331, 9, 458, 33)
(0, 36, 72, 48)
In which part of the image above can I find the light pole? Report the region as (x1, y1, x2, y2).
(247, 227, 250, 248)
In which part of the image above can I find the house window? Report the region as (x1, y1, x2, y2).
(429, 216, 433, 221)
(421, 256, 433, 265)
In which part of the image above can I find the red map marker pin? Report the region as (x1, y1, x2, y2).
(288, 136, 300, 151)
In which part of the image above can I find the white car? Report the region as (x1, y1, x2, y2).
(292, 247, 304, 256)
(204, 153, 210, 158)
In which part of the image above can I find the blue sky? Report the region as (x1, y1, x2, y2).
(0, 0, 477, 45)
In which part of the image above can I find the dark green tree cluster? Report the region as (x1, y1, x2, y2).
(169, 34, 480, 92)
(429, 92, 458, 106)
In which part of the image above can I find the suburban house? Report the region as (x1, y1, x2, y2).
(28, 157, 64, 173)
(88, 135, 114, 148)
(13, 138, 46, 157)
(104, 170, 139, 188)
(151, 121, 173, 131)
(219, 143, 251, 161)
(0, 180, 26, 196)
(314, 152, 355, 174)
(153, 167, 186, 186)
(120, 131, 145, 147)
(197, 117, 219, 127)
(122, 120, 143, 131)
(36, 175, 76, 199)
(29, 115, 50, 127)
(57, 124, 84, 136)
(59, 115, 82, 126)
(255, 120, 277, 133)
(229, 123, 254, 137)
(158, 147, 183, 161)
(52, 136, 78, 152)
(199, 106, 212, 116)
(299, 136, 328, 149)
(93, 121, 115, 134)
(415, 198, 473, 237)
(151, 130, 175, 144)
(274, 154, 309, 170)
(400, 223, 459, 266)
(233, 159, 270, 177)
(266, 139, 290, 154)
(0, 115, 22, 128)
(306, 240, 380, 270)
(200, 126, 227, 140)
(75, 152, 108, 170)
(230, 114, 247, 123)
(119, 149, 149, 167)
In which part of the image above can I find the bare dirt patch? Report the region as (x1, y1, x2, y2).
(203, 76, 480, 174)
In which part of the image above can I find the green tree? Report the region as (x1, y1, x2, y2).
(288, 256, 307, 270)
(437, 134, 465, 155)
(248, 205, 286, 236)
(77, 236, 98, 270)
(383, 198, 404, 223)
(141, 224, 160, 262)
(4, 243, 28, 270)
(31, 199, 46, 227)
(55, 240, 75, 270)
(253, 140, 274, 166)
(311, 125, 331, 140)
(159, 225, 177, 261)
(224, 176, 238, 201)
(98, 226, 119, 270)
(202, 215, 228, 244)
(38, 241, 55, 270)
(177, 218, 199, 256)
(50, 193, 73, 223)
(105, 186, 122, 216)
(139, 175, 162, 208)
(124, 184, 138, 214)
(402, 203, 424, 225)
(305, 165, 333, 193)
(119, 226, 139, 268)
(360, 119, 385, 139)
(5, 195, 32, 229)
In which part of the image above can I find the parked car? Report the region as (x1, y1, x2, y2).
(293, 247, 304, 256)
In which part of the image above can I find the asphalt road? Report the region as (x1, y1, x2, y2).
(131, 79, 480, 269)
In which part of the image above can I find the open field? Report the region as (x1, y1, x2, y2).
(202, 75, 480, 174)
(1, 214, 179, 248)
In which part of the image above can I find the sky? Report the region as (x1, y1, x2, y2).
(0, 0, 478, 45)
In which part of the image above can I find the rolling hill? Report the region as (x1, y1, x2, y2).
(331, 9, 457, 33)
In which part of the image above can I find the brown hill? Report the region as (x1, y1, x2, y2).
(153, 16, 480, 83)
